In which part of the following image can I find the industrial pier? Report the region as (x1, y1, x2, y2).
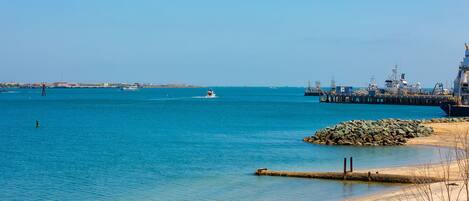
(320, 94, 455, 106)
(310, 65, 455, 106)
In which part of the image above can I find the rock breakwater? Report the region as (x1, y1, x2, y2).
(304, 117, 469, 146)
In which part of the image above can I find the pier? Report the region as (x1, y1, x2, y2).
(255, 168, 443, 184)
(320, 94, 455, 106)
(256, 158, 444, 184)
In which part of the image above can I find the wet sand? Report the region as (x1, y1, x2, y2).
(350, 122, 469, 201)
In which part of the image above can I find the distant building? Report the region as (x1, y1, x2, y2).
(335, 86, 353, 95)
(53, 82, 70, 88)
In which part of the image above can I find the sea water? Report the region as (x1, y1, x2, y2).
(0, 87, 448, 201)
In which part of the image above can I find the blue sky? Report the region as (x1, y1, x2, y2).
(1, 0, 468, 87)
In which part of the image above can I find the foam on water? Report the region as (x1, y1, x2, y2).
(192, 95, 218, 99)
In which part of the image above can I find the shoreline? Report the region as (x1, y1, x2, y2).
(350, 121, 469, 201)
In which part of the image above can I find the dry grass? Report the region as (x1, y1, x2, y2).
(352, 122, 469, 201)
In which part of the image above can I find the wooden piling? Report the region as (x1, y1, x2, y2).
(350, 157, 353, 172)
(343, 158, 347, 174)
(41, 83, 46, 96)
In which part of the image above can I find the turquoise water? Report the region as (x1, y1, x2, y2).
(0, 87, 447, 201)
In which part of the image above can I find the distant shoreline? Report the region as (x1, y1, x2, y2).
(0, 84, 204, 89)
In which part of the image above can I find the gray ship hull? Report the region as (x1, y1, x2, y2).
(440, 102, 469, 116)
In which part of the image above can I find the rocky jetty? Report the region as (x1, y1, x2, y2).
(304, 117, 469, 146)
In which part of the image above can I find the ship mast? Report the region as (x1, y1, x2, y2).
(392, 65, 398, 81)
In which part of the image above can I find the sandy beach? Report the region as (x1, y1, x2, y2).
(351, 122, 469, 201)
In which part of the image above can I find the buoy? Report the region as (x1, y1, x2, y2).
(41, 83, 46, 96)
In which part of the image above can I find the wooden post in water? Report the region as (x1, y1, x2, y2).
(41, 83, 46, 96)
(343, 157, 347, 180)
(350, 157, 353, 172)
(343, 158, 347, 174)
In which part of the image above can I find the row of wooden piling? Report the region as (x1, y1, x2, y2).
(320, 94, 455, 106)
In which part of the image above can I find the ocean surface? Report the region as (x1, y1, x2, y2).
(0, 87, 448, 201)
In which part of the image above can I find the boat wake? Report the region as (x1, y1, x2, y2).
(147, 97, 190, 101)
(146, 96, 219, 101)
(192, 96, 218, 99)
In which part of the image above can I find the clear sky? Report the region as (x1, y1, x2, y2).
(1, 0, 468, 87)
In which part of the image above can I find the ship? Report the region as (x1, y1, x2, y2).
(121, 85, 139, 91)
(440, 43, 469, 116)
(382, 65, 424, 95)
(304, 81, 324, 96)
(440, 102, 469, 116)
(367, 77, 379, 96)
(206, 89, 216, 98)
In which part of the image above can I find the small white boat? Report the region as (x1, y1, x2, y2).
(121, 86, 139, 91)
(206, 89, 216, 98)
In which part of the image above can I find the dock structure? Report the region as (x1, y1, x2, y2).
(320, 94, 455, 106)
(255, 168, 443, 184)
